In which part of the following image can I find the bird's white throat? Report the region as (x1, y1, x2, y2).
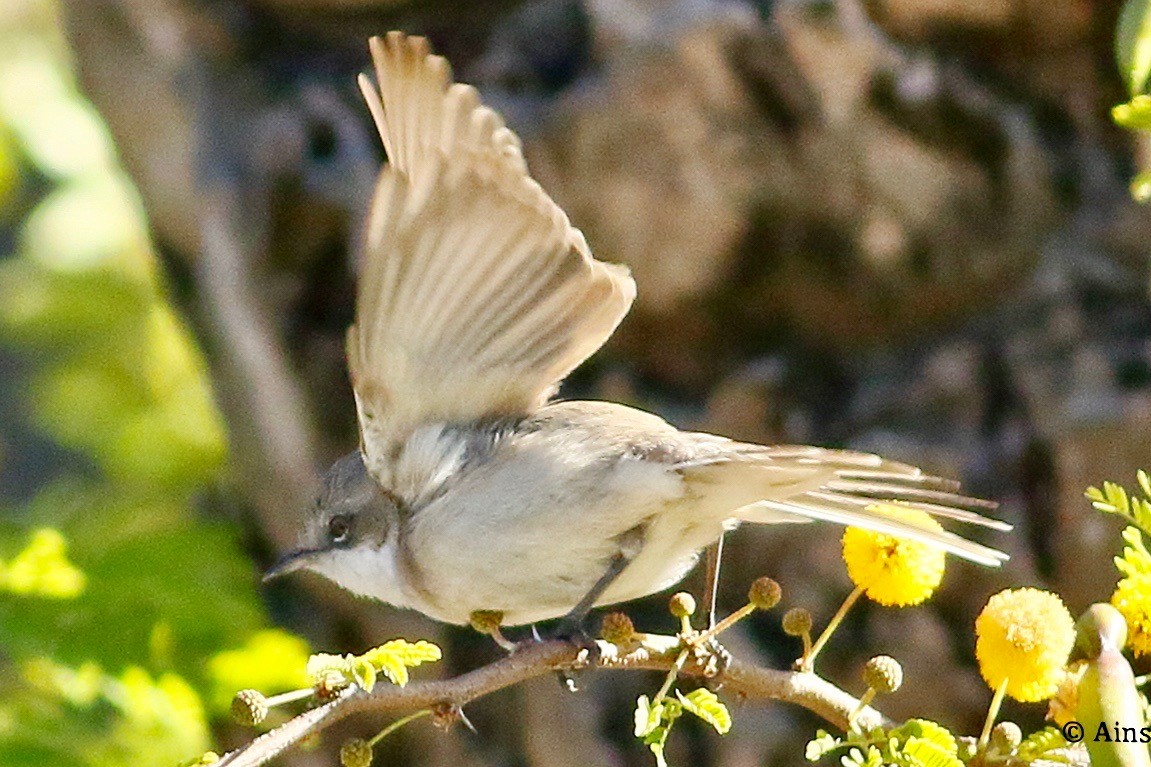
(313, 539, 412, 608)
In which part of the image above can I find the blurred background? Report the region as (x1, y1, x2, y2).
(0, 0, 1146, 764)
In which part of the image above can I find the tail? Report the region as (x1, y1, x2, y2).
(680, 445, 1009, 567)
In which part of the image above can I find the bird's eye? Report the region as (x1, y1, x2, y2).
(327, 514, 351, 543)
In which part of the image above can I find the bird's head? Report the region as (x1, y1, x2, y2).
(263, 451, 402, 592)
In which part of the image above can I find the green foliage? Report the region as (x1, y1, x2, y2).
(362, 639, 443, 687)
(0, 658, 211, 767)
(1116, 525, 1151, 578)
(0, 527, 85, 597)
(675, 688, 731, 734)
(1118, 0, 1151, 96)
(1086, 474, 1151, 538)
(808, 723, 1070, 767)
(806, 719, 962, 767)
(808, 729, 846, 761)
(0, 6, 301, 765)
(841, 746, 885, 767)
(634, 694, 682, 767)
(306, 639, 443, 693)
(207, 630, 312, 713)
(1113, 96, 1151, 130)
(633, 687, 732, 766)
(0, 486, 264, 678)
(1113, 1, 1151, 199)
(890, 719, 960, 765)
(1015, 727, 1070, 761)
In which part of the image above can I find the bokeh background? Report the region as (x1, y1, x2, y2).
(0, 0, 1146, 764)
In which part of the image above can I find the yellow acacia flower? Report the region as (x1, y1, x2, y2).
(1111, 573, 1151, 656)
(975, 588, 1075, 703)
(841, 505, 946, 606)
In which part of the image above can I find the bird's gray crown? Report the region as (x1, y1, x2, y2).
(320, 450, 375, 508)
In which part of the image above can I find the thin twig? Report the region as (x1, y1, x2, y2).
(215, 635, 891, 767)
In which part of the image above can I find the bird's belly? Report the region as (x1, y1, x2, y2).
(403, 451, 702, 625)
(597, 500, 733, 609)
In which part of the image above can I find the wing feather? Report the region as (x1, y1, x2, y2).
(679, 442, 1009, 565)
(349, 34, 635, 487)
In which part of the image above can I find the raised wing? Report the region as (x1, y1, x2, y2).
(349, 33, 636, 488)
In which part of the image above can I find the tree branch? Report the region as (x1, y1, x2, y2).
(215, 635, 890, 767)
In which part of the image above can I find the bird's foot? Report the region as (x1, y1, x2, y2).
(538, 617, 602, 691)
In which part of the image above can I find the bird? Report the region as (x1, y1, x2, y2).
(263, 32, 1009, 631)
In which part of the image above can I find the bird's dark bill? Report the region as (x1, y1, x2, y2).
(262, 547, 323, 582)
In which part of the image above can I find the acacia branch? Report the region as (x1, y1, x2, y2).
(215, 635, 890, 767)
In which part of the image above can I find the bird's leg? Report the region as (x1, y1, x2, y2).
(550, 526, 644, 643)
(553, 541, 639, 641)
(550, 534, 642, 692)
(698, 533, 725, 630)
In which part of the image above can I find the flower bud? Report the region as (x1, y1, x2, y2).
(340, 738, 374, 767)
(231, 689, 268, 727)
(782, 607, 812, 636)
(601, 612, 636, 645)
(669, 592, 696, 619)
(862, 655, 903, 694)
(990, 722, 1022, 753)
(748, 577, 782, 610)
(469, 610, 505, 634)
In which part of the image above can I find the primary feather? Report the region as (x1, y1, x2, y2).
(349, 32, 635, 490)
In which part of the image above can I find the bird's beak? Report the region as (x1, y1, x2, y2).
(262, 547, 323, 583)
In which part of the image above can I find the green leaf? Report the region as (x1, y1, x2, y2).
(642, 701, 681, 767)
(207, 629, 311, 713)
(635, 695, 663, 738)
(1132, 170, 1151, 203)
(1118, 0, 1151, 95)
(1087, 477, 1151, 539)
(1113, 96, 1151, 130)
(896, 738, 962, 767)
(364, 639, 441, 668)
(352, 658, 377, 692)
(890, 720, 958, 755)
(387, 639, 442, 665)
(1016, 727, 1069, 761)
(635, 696, 687, 766)
(676, 688, 731, 734)
(1116, 526, 1151, 578)
(362, 639, 442, 688)
(807, 730, 845, 761)
(841, 746, 883, 767)
(306, 653, 351, 684)
(646, 724, 671, 767)
(0, 528, 85, 599)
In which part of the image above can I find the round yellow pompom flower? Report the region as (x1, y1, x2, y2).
(975, 588, 1075, 703)
(841, 505, 946, 606)
(1111, 573, 1151, 656)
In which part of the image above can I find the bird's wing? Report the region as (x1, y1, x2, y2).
(528, 401, 1008, 566)
(678, 442, 1010, 566)
(349, 33, 635, 486)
